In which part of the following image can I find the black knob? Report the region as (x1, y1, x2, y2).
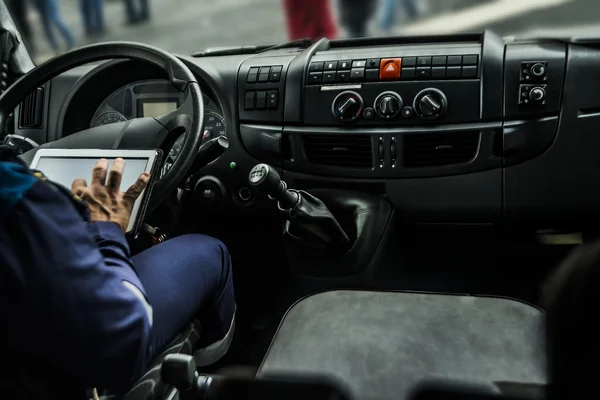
(529, 87, 546, 102)
(332, 91, 363, 122)
(339, 97, 358, 115)
(420, 95, 441, 116)
(161, 354, 197, 390)
(530, 63, 547, 77)
(414, 88, 448, 120)
(194, 176, 225, 203)
(375, 92, 403, 119)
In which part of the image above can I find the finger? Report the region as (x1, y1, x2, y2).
(106, 158, 125, 193)
(91, 159, 109, 186)
(122, 172, 150, 209)
(71, 178, 88, 193)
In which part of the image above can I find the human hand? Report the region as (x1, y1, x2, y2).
(71, 158, 150, 233)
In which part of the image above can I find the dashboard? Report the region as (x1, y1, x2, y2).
(12, 31, 600, 229)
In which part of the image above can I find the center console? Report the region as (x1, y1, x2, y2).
(230, 31, 574, 225)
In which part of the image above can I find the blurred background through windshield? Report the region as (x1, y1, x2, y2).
(4, 0, 594, 64)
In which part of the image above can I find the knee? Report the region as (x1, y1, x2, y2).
(177, 234, 232, 273)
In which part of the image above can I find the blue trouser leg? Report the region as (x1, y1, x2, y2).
(79, 0, 92, 35)
(124, 0, 138, 22)
(90, 0, 105, 33)
(131, 234, 236, 366)
(379, 0, 398, 32)
(402, 0, 418, 19)
(33, 0, 59, 50)
(47, 0, 75, 48)
(139, 0, 150, 20)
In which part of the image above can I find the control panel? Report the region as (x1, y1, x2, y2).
(518, 61, 548, 106)
(302, 46, 482, 126)
(238, 57, 292, 124)
(245, 65, 282, 111)
(503, 43, 566, 119)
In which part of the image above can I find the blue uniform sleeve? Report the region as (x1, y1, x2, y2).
(0, 160, 152, 391)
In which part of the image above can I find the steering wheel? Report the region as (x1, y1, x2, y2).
(0, 42, 204, 211)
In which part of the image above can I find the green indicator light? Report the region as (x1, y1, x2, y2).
(229, 162, 237, 169)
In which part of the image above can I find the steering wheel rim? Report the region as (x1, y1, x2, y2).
(0, 41, 204, 210)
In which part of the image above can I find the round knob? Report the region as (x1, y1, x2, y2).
(332, 91, 363, 122)
(374, 91, 403, 119)
(420, 95, 442, 116)
(194, 176, 225, 203)
(530, 63, 546, 77)
(413, 88, 448, 120)
(529, 87, 546, 102)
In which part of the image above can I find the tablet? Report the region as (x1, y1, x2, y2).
(30, 148, 162, 236)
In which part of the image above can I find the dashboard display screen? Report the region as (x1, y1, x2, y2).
(142, 101, 178, 117)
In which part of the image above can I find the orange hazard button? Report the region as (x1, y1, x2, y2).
(380, 58, 402, 80)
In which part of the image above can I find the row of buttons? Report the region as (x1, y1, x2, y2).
(309, 59, 380, 72)
(310, 55, 477, 70)
(308, 65, 477, 84)
(244, 90, 278, 110)
(247, 66, 283, 83)
(308, 55, 479, 84)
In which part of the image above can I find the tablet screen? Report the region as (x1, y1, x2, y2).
(35, 157, 149, 191)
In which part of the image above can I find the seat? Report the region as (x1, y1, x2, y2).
(0, 319, 201, 400)
(258, 290, 546, 400)
(122, 318, 202, 400)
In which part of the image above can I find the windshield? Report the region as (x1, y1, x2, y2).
(5, 0, 590, 64)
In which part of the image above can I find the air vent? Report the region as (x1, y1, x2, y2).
(303, 134, 373, 168)
(19, 87, 44, 128)
(404, 132, 480, 168)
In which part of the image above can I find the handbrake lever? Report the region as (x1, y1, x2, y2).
(193, 135, 229, 170)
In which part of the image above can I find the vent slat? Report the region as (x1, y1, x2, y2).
(303, 134, 373, 169)
(19, 87, 44, 128)
(404, 132, 480, 168)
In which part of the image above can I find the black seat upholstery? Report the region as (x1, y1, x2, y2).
(259, 290, 546, 400)
(122, 318, 201, 400)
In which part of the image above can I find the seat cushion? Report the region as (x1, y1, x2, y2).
(123, 318, 201, 400)
(258, 290, 546, 400)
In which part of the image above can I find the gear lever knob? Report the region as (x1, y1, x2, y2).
(249, 164, 298, 209)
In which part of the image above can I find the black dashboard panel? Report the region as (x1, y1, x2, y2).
(302, 43, 482, 126)
(505, 43, 600, 227)
(13, 31, 600, 227)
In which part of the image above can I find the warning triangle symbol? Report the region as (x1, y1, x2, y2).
(385, 64, 396, 72)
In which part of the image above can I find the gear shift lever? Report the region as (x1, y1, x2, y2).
(249, 163, 351, 251)
(249, 164, 299, 209)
